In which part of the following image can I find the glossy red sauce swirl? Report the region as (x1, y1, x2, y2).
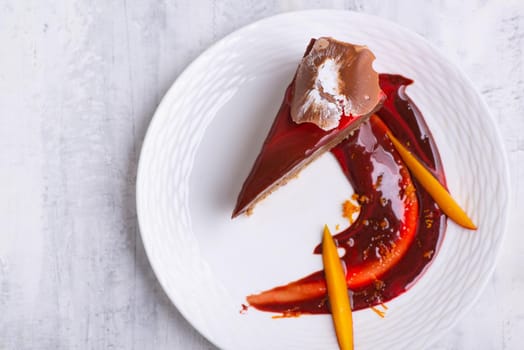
(246, 74, 447, 314)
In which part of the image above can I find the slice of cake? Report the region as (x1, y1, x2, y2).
(232, 37, 384, 217)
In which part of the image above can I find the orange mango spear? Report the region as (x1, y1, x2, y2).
(385, 129, 477, 230)
(322, 225, 354, 350)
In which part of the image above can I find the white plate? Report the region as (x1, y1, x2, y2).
(136, 10, 509, 350)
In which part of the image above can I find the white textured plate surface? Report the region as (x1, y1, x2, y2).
(136, 10, 509, 350)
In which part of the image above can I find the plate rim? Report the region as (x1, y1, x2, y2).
(136, 9, 511, 349)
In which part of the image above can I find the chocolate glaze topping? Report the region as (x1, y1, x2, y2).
(291, 37, 382, 131)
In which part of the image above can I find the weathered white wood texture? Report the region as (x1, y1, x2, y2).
(0, 0, 522, 349)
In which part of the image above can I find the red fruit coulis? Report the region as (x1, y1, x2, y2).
(249, 74, 447, 314)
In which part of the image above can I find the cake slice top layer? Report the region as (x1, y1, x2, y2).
(232, 38, 383, 218)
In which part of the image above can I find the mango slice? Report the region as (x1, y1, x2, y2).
(385, 128, 477, 230)
(322, 225, 354, 350)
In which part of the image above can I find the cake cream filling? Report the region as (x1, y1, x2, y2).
(296, 58, 352, 131)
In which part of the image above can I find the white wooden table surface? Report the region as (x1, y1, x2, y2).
(1, 0, 523, 349)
